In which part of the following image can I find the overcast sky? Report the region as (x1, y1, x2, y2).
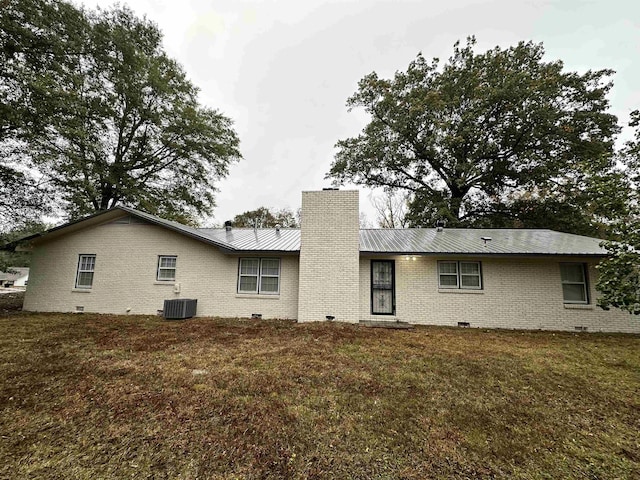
(80, 0, 640, 226)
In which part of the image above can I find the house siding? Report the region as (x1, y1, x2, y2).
(24, 222, 299, 319)
(359, 255, 640, 333)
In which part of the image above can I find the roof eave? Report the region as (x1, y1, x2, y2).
(219, 249, 300, 255)
(359, 251, 609, 257)
(5, 206, 237, 252)
(115, 206, 235, 251)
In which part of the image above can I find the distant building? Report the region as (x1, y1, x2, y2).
(0, 267, 29, 288)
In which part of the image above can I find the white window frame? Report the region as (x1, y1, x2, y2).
(560, 263, 589, 304)
(75, 254, 96, 289)
(438, 260, 482, 290)
(237, 258, 280, 295)
(438, 261, 459, 288)
(157, 255, 177, 282)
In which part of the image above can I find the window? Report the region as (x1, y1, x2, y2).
(157, 255, 177, 281)
(371, 260, 395, 315)
(238, 258, 280, 294)
(259, 259, 280, 294)
(438, 261, 482, 289)
(560, 263, 589, 304)
(75, 254, 96, 289)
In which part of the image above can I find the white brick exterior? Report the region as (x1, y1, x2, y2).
(359, 255, 640, 333)
(297, 190, 360, 323)
(24, 221, 299, 319)
(21, 190, 640, 332)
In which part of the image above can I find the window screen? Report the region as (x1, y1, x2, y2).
(560, 263, 588, 304)
(76, 254, 96, 289)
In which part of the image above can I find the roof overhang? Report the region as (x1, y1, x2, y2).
(5, 207, 233, 252)
(359, 251, 608, 258)
(6, 209, 129, 252)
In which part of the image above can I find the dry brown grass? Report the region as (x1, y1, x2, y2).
(0, 312, 638, 479)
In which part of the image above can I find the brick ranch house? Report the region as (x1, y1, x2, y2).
(12, 189, 640, 333)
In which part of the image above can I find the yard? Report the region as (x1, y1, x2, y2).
(0, 303, 638, 478)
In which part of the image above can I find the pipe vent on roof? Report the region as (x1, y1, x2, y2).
(224, 220, 232, 232)
(436, 220, 445, 232)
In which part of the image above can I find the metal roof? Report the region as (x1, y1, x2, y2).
(9, 206, 609, 257)
(194, 227, 607, 256)
(198, 228, 301, 252)
(9, 206, 235, 251)
(116, 207, 236, 250)
(359, 228, 608, 256)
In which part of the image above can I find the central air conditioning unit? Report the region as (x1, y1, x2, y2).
(163, 299, 197, 320)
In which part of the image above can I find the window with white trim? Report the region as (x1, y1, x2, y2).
(157, 256, 177, 281)
(238, 258, 280, 294)
(560, 263, 589, 304)
(438, 261, 482, 289)
(75, 254, 96, 289)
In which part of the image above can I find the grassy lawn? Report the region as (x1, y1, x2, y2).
(0, 308, 638, 478)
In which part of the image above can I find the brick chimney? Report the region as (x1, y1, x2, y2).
(297, 190, 360, 323)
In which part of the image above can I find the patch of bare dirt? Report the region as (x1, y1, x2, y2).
(0, 290, 24, 314)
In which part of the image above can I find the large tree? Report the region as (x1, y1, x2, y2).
(328, 37, 624, 234)
(372, 190, 408, 228)
(0, 0, 85, 225)
(596, 111, 640, 314)
(1, 1, 241, 224)
(232, 207, 299, 228)
(0, 0, 88, 140)
(0, 163, 49, 229)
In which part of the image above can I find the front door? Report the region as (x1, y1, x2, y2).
(371, 260, 395, 315)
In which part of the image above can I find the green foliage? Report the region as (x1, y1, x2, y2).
(1, 0, 241, 224)
(0, 0, 88, 140)
(232, 206, 299, 228)
(0, 220, 51, 271)
(329, 37, 624, 233)
(597, 111, 640, 314)
(597, 225, 640, 314)
(0, 0, 79, 225)
(0, 164, 50, 229)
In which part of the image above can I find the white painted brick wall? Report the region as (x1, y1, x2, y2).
(359, 255, 640, 333)
(24, 222, 299, 319)
(297, 190, 360, 323)
(22, 192, 640, 333)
